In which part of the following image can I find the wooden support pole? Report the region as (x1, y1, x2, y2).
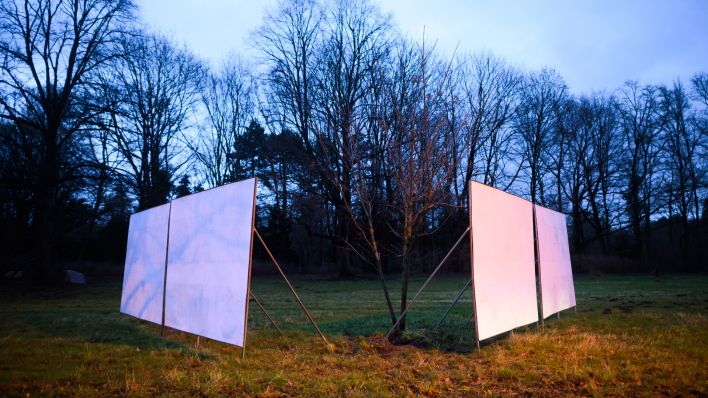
(161, 202, 173, 338)
(468, 183, 481, 354)
(242, 178, 258, 360)
(250, 291, 283, 335)
(254, 229, 330, 347)
(385, 227, 471, 340)
(434, 279, 472, 329)
(532, 204, 545, 328)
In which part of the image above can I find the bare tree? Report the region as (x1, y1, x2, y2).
(616, 81, 663, 269)
(659, 81, 704, 270)
(100, 32, 203, 210)
(556, 99, 589, 252)
(383, 38, 457, 336)
(0, 122, 39, 260)
(253, 0, 340, 265)
(76, 120, 118, 259)
(309, 0, 392, 276)
(297, 0, 398, 316)
(336, 137, 398, 325)
(0, 0, 133, 282)
(572, 95, 623, 253)
(514, 68, 567, 205)
(690, 73, 708, 224)
(254, 0, 395, 276)
(691, 73, 708, 109)
(253, 0, 322, 154)
(192, 55, 255, 188)
(458, 53, 521, 203)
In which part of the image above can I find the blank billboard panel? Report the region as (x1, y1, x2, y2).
(535, 205, 576, 318)
(165, 178, 256, 347)
(469, 181, 538, 341)
(120, 203, 171, 324)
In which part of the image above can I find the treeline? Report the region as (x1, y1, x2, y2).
(0, 0, 706, 284)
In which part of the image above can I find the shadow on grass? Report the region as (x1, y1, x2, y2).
(399, 320, 550, 353)
(317, 312, 539, 354)
(8, 309, 190, 351)
(0, 281, 211, 355)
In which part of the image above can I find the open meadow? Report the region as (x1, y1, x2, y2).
(1, 274, 707, 397)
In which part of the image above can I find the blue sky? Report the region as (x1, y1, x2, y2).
(136, 0, 708, 94)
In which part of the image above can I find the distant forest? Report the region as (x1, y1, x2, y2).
(1, 0, 706, 284)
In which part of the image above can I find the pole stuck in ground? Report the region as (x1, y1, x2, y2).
(385, 226, 471, 340)
(160, 202, 173, 338)
(254, 228, 330, 347)
(249, 291, 283, 335)
(434, 279, 472, 329)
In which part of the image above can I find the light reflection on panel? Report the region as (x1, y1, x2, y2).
(469, 181, 538, 341)
(165, 178, 256, 347)
(535, 205, 576, 318)
(120, 203, 171, 324)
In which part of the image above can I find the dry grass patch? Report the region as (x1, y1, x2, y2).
(0, 274, 706, 396)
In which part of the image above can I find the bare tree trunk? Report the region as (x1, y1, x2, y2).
(396, 240, 411, 336)
(33, 137, 59, 283)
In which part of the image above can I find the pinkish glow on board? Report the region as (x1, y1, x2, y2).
(535, 204, 576, 318)
(469, 181, 539, 341)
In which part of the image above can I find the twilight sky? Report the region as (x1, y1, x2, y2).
(136, 0, 708, 95)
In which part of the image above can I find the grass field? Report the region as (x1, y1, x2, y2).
(1, 274, 707, 397)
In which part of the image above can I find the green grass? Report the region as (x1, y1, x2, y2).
(1, 274, 707, 396)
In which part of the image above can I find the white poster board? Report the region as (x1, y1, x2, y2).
(469, 181, 538, 341)
(120, 203, 171, 324)
(535, 204, 576, 318)
(164, 178, 257, 347)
